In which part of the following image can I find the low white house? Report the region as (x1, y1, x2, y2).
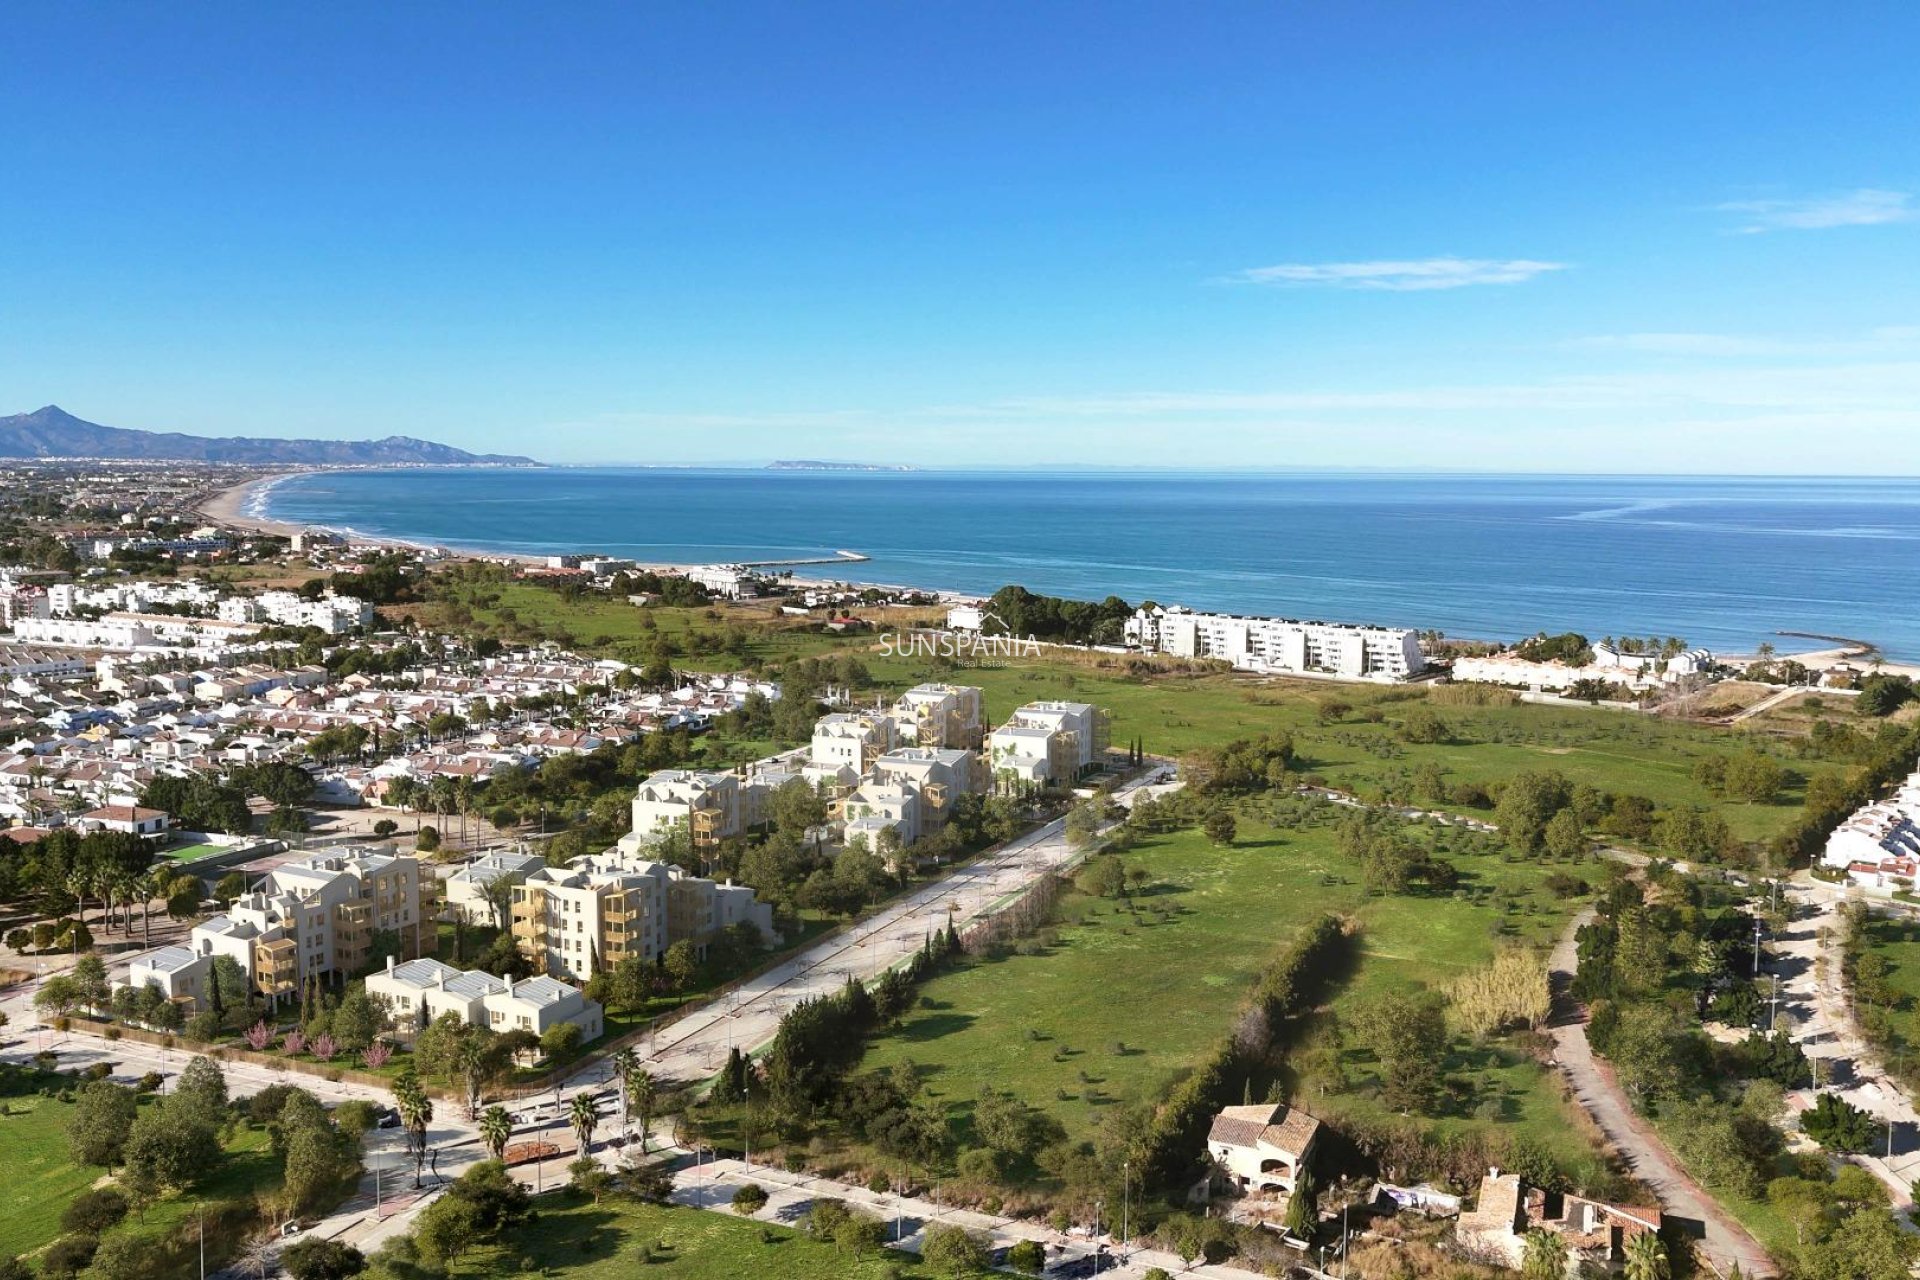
(122, 943, 213, 1008)
(365, 955, 603, 1043)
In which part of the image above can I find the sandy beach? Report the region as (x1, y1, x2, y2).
(193, 470, 309, 537)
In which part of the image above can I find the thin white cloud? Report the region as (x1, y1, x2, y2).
(1570, 326, 1920, 358)
(1220, 256, 1568, 291)
(1716, 188, 1913, 233)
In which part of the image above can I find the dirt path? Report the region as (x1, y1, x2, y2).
(1547, 905, 1777, 1276)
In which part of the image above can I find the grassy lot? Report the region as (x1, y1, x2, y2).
(0, 1078, 102, 1258)
(1854, 913, 1920, 1068)
(409, 580, 936, 671)
(0, 1069, 284, 1263)
(856, 807, 1598, 1179)
(859, 654, 1839, 846)
(391, 1192, 968, 1279)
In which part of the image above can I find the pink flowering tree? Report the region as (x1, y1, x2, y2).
(362, 1038, 394, 1069)
(244, 1021, 274, 1051)
(312, 1032, 337, 1062)
(283, 1029, 307, 1056)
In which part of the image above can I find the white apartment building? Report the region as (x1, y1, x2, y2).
(13, 612, 262, 652)
(623, 768, 745, 850)
(809, 712, 898, 775)
(189, 846, 433, 998)
(1125, 605, 1425, 681)
(891, 683, 986, 750)
(1823, 769, 1920, 871)
(510, 846, 775, 981)
(986, 700, 1107, 790)
(443, 849, 548, 926)
(218, 590, 375, 634)
(365, 955, 604, 1043)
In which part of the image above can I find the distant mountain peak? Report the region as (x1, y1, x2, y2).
(0, 407, 539, 466)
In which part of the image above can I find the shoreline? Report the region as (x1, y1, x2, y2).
(195, 469, 1914, 669)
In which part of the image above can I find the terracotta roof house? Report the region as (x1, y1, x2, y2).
(1206, 1102, 1322, 1198)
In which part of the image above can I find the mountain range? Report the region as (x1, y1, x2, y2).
(0, 406, 537, 466)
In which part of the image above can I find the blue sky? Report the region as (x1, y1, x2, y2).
(3, 3, 1918, 470)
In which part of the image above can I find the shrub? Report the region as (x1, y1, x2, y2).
(40, 1233, 99, 1280)
(61, 1187, 129, 1235)
(731, 1184, 769, 1215)
(1007, 1239, 1046, 1275)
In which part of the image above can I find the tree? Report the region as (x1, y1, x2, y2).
(67, 951, 109, 1012)
(1622, 1232, 1669, 1280)
(1521, 1227, 1568, 1280)
(282, 1107, 362, 1213)
(68, 1079, 139, 1169)
(123, 1094, 221, 1189)
(1284, 1169, 1317, 1236)
(1007, 1239, 1046, 1275)
(1543, 808, 1586, 861)
(1350, 990, 1448, 1110)
(332, 989, 383, 1051)
(393, 1072, 435, 1187)
(732, 1183, 769, 1214)
(569, 1156, 614, 1203)
(541, 1020, 583, 1062)
(629, 1066, 659, 1151)
(611, 1047, 639, 1124)
(1803, 1092, 1878, 1153)
(61, 1186, 129, 1235)
(663, 939, 701, 992)
(479, 1105, 512, 1162)
(413, 1193, 480, 1269)
(1495, 770, 1573, 855)
(1202, 810, 1237, 846)
(280, 1238, 366, 1280)
(175, 1054, 229, 1115)
(921, 1224, 993, 1276)
(569, 1091, 601, 1157)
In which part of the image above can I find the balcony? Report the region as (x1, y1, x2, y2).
(510, 918, 544, 941)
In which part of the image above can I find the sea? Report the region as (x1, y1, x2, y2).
(260, 468, 1920, 659)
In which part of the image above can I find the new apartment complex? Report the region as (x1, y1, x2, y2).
(509, 847, 775, 981)
(123, 845, 434, 1009)
(987, 700, 1109, 789)
(1124, 605, 1425, 680)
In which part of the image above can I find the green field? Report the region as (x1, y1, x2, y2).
(857, 807, 1598, 1177)
(385, 1192, 968, 1279)
(1855, 913, 1920, 1075)
(861, 655, 1839, 846)
(0, 1071, 282, 1263)
(415, 581, 925, 671)
(0, 1081, 104, 1257)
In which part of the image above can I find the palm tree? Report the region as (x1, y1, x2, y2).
(479, 1104, 512, 1163)
(1622, 1232, 1669, 1280)
(393, 1074, 435, 1189)
(1521, 1228, 1568, 1280)
(610, 1048, 639, 1127)
(629, 1067, 658, 1152)
(569, 1092, 601, 1159)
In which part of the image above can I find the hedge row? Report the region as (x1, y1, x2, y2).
(1143, 913, 1349, 1186)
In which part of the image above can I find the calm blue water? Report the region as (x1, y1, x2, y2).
(264, 468, 1920, 658)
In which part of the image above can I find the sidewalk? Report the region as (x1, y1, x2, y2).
(669, 1154, 1270, 1280)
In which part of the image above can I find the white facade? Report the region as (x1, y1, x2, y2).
(219, 590, 375, 634)
(625, 769, 744, 845)
(443, 849, 547, 926)
(987, 700, 1105, 789)
(366, 956, 604, 1043)
(511, 845, 775, 980)
(122, 944, 213, 1008)
(891, 684, 986, 750)
(1126, 605, 1424, 681)
(809, 713, 898, 774)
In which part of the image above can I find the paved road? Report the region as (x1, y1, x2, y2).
(670, 1152, 1269, 1280)
(1546, 904, 1777, 1277)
